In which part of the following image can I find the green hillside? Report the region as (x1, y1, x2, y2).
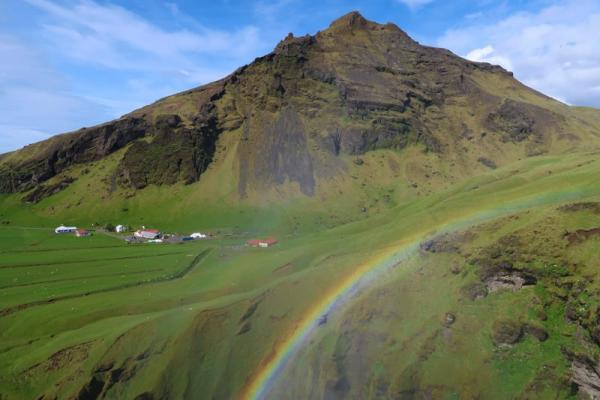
(1, 152, 600, 399)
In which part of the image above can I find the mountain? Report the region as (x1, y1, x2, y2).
(2, 11, 600, 400)
(1, 11, 599, 210)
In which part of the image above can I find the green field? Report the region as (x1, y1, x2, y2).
(1, 151, 600, 399)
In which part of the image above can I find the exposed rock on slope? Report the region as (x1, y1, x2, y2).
(1, 11, 598, 202)
(0, 117, 148, 193)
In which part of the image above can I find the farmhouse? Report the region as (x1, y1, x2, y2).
(55, 225, 77, 234)
(134, 229, 161, 239)
(247, 237, 278, 248)
(75, 229, 91, 237)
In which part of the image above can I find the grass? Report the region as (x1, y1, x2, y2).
(1, 151, 600, 399)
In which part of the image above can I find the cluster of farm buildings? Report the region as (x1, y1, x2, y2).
(54, 225, 279, 248)
(54, 225, 207, 243)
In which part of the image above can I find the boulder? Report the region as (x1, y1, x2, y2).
(492, 319, 524, 346)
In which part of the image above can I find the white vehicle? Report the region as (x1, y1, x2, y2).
(115, 225, 127, 233)
(148, 239, 163, 243)
(190, 232, 207, 239)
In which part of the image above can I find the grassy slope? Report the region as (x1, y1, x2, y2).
(1, 149, 600, 398)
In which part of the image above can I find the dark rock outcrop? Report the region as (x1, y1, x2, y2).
(524, 324, 549, 342)
(0, 117, 149, 193)
(117, 109, 221, 189)
(486, 100, 536, 143)
(570, 357, 600, 399)
(22, 176, 75, 203)
(238, 106, 315, 197)
(492, 319, 524, 346)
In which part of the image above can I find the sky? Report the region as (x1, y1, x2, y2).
(1, 0, 599, 153)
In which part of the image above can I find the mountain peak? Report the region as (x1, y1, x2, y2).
(2, 10, 596, 203)
(327, 11, 374, 32)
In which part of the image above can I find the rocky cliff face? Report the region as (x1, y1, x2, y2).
(0, 11, 596, 202)
(0, 117, 149, 193)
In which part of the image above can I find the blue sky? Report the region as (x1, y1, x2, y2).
(1, 0, 599, 152)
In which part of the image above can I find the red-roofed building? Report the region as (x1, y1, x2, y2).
(134, 229, 161, 239)
(247, 237, 278, 248)
(75, 229, 91, 237)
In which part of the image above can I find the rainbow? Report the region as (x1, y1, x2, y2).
(241, 190, 588, 399)
(241, 235, 421, 399)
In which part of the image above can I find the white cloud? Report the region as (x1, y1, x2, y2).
(437, 0, 600, 107)
(0, 127, 51, 154)
(0, 0, 271, 153)
(0, 34, 113, 152)
(396, 0, 434, 10)
(465, 45, 513, 71)
(254, 0, 297, 20)
(25, 0, 263, 75)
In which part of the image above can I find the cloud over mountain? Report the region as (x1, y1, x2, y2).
(438, 0, 600, 106)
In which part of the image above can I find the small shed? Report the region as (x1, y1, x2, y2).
(75, 229, 91, 237)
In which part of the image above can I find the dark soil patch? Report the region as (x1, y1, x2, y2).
(565, 228, 600, 245)
(25, 341, 94, 375)
(558, 202, 600, 214)
(76, 375, 105, 400)
(420, 231, 476, 254)
(240, 299, 262, 323)
(477, 157, 497, 169)
(237, 321, 252, 335)
(272, 262, 294, 275)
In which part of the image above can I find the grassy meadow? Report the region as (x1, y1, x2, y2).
(1, 151, 600, 399)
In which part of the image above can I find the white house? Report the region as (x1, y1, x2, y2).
(190, 232, 207, 239)
(134, 229, 161, 239)
(55, 225, 77, 234)
(115, 225, 127, 233)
